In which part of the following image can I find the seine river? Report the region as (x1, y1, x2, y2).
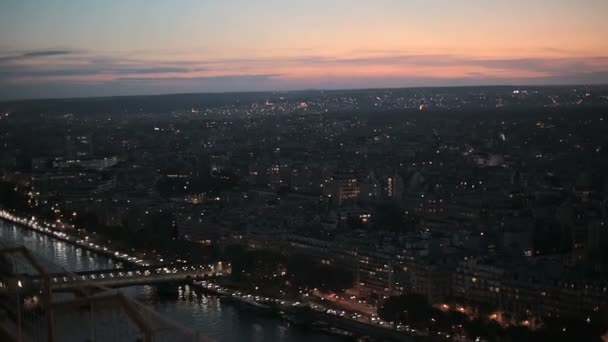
(0, 219, 341, 342)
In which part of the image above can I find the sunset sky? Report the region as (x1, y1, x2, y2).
(1, 0, 608, 99)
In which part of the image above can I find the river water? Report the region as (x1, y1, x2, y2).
(0, 219, 341, 342)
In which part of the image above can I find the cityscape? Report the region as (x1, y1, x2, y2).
(1, 85, 608, 341)
(1, 1, 608, 342)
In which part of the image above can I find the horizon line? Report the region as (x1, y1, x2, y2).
(2, 82, 607, 103)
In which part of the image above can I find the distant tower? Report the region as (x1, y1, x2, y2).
(386, 174, 404, 200)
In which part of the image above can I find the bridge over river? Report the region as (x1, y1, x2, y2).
(3, 262, 228, 293)
(0, 217, 342, 342)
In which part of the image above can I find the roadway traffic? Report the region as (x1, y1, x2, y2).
(0, 210, 155, 266)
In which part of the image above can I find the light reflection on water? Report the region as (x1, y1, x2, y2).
(0, 220, 341, 342)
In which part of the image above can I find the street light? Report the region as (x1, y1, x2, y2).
(17, 279, 23, 341)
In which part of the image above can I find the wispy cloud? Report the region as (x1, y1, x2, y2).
(0, 66, 200, 78)
(149, 53, 608, 76)
(3, 49, 608, 80)
(114, 74, 280, 82)
(1, 48, 607, 100)
(21, 50, 75, 58)
(0, 49, 77, 62)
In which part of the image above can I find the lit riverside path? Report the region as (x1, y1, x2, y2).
(0, 217, 342, 341)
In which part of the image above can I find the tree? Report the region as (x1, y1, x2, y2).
(433, 308, 468, 332)
(286, 254, 354, 292)
(246, 249, 285, 278)
(532, 221, 572, 255)
(378, 294, 430, 324)
(0, 255, 14, 276)
(504, 326, 533, 341)
(131, 211, 178, 247)
(371, 201, 405, 232)
(73, 212, 100, 231)
(0, 181, 30, 214)
(224, 247, 285, 281)
(315, 265, 354, 292)
(224, 244, 248, 280)
(535, 315, 605, 342)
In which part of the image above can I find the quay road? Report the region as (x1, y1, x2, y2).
(0, 214, 344, 342)
(0, 210, 230, 292)
(0, 211, 433, 340)
(0, 210, 157, 267)
(193, 281, 424, 341)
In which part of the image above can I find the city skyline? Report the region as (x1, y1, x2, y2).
(2, 2, 608, 340)
(2, 85, 608, 341)
(1, 0, 608, 100)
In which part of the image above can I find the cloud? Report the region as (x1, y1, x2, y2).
(279, 54, 608, 74)
(125, 67, 197, 74)
(0, 73, 283, 100)
(3, 69, 607, 101)
(279, 70, 608, 89)
(114, 74, 279, 82)
(0, 49, 77, 62)
(0, 66, 198, 77)
(3, 48, 608, 81)
(470, 57, 608, 74)
(158, 53, 608, 76)
(1, 48, 607, 100)
(21, 50, 74, 58)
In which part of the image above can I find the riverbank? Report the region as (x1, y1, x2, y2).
(0, 218, 345, 342)
(192, 280, 422, 341)
(0, 210, 144, 267)
(0, 211, 424, 341)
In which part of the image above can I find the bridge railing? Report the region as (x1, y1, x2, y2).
(0, 245, 215, 342)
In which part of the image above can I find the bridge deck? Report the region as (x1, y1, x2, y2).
(2, 263, 229, 292)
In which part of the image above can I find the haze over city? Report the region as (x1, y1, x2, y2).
(1, 0, 608, 100)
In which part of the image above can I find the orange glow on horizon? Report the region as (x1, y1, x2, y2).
(11, 51, 606, 86)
